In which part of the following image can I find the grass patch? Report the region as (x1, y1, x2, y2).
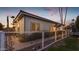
(48, 36, 79, 51)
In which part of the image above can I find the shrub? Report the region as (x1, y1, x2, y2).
(18, 32, 55, 42)
(18, 33, 29, 42)
(44, 32, 54, 38)
(28, 32, 42, 41)
(57, 31, 62, 35)
(18, 32, 42, 42)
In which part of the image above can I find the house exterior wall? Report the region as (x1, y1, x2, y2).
(14, 17, 24, 32)
(24, 16, 55, 32)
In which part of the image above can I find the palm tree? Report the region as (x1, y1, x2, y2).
(59, 7, 68, 25)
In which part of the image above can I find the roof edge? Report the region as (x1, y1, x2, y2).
(14, 10, 61, 25)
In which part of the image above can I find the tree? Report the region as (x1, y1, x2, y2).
(0, 23, 4, 30)
(71, 19, 76, 32)
(75, 16, 79, 31)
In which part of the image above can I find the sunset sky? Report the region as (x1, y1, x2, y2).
(0, 7, 79, 27)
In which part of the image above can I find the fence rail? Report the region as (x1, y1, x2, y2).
(0, 30, 70, 51)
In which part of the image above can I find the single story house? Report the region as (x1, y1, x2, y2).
(13, 10, 62, 32)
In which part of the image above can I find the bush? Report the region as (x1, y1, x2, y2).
(18, 32, 42, 42)
(44, 32, 54, 38)
(28, 32, 42, 41)
(57, 31, 62, 35)
(18, 33, 29, 42)
(18, 32, 55, 42)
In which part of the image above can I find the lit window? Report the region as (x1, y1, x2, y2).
(31, 22, 40, 31)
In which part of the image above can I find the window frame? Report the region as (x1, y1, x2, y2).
(31, 22, 40, 31)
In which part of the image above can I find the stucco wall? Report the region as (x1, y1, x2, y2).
(24, 16, 54, 31)
(14, 16, 56, 32)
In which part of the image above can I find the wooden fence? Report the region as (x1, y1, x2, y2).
(0, 30, 70, 51)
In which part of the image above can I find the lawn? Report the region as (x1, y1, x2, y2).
(48, 36, 79, 51)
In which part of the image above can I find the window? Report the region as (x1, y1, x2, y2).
(31, 22, 40, 31)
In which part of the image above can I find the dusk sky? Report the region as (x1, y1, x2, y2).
(0, 7, 79, 27)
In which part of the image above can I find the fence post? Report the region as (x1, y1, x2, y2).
(0, 31, 5, 51)
(42, 32, 44, 48)
(55, 31, 57, 42)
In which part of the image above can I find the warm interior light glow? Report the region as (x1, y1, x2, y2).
(53, 27, 56, 31)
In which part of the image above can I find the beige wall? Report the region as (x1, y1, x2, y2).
(24, 16, 55, 32)
(14, 16, 57, 32)
(14, 17, 24, 32)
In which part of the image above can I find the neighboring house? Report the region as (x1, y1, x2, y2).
(13, 10, 62, 32)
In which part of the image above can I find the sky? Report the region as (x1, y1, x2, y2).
(0, 7, 79, 27)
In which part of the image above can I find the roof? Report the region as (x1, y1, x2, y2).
(13, 10, 61, 25)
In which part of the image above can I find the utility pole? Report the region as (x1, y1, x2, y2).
(7, 16, 9, 31)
